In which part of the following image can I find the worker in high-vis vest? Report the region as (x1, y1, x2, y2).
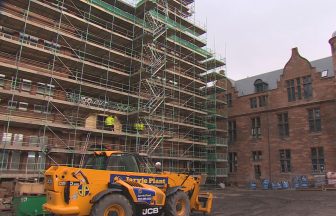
(105, 115, 115, 131)
(134, 123, 144, 131)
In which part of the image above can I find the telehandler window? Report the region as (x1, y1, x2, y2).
(107, 154, 139, 173)
(85, 155, 107, 170)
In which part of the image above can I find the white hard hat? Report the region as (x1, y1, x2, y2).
(155, 162, 161, 167)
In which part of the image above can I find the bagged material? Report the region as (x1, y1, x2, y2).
(262, 179, 270, 190)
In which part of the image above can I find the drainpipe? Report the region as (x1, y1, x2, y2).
(266, 91, 272, 182)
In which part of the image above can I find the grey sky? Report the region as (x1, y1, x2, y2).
(194, 0, 336, 80)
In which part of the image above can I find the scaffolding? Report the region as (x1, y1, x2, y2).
(0, 0, 227, 185)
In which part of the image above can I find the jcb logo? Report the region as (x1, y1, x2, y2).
(78, 184, 90, 197)
(142, 208, 159, 215)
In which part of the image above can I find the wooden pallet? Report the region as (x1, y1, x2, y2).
(296, 187, 324, 191)
(322, 185, 336, 191)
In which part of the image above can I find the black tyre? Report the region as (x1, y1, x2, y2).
(164, 191, 190, 216)
(90, 194, 133, 216)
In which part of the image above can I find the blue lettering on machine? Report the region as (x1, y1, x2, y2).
(134, 188, 156, 204)
(110, 174, 168, 186)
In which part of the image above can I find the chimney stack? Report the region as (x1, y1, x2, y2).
(329, 31, 336, 74)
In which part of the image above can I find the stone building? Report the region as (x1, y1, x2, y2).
(227, 32, 336, 185)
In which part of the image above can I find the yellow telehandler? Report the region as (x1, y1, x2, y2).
(43, 151, 213, 216)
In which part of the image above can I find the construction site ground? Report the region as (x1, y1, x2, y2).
(192, 188, 336, 216)
(2, 188, 336, 216)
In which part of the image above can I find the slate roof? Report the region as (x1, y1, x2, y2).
(232, 56, 334, 96)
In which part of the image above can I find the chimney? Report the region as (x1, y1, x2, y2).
(329, 31, 336, 74)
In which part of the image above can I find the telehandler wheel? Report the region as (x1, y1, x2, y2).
(91, 194, 133, 216)
(164, 191, 190, 216)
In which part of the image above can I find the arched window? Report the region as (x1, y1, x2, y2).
(254, 79, 268, 92)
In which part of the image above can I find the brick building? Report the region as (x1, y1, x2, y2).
(227, 32, 336, 185)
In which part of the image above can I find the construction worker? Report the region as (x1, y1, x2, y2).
(134, 123, 144, 132)
(104, 115, 115, 131)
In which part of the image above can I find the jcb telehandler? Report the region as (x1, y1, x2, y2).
(43, 151, 213, 216)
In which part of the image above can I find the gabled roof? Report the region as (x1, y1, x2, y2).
(232, 56, 334, 96)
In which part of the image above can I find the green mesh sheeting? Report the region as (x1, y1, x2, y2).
(88, 0, 205, 42)
(89, 0, 147, 26)
(149, 10, 203, 38)
(168, 35, 212, 57)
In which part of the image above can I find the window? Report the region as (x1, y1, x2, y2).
(30, 36, 39, 43)
(18, 102, 28, 111)
(258, 95, 268, 107)
(85, 155, 107, 170)
(46, 84, 55, 96)
(10, 151, 21, 170)
(7, 101, 28, 111)
(34, 105, 43, 113)
(308, 108, 321, 132)
(27, 152, 36, 170)
(7, 100, 17, 110)
(251, 117, 261, 138)
(296, 78, 302, 99)
(44, 41, 53, 49)
(286, 79, 295, 101)
(11, 77, 20, 91)
(228, 120, 237, 144)
(278, 112, 289, 137)
(36, 152, 46, 170)
(250, 97, 257, 108)
(311, 147, 325, 173)
(228, 152, 237, 173)
(21, 79, 32, 92)
(37, 83, 55, 96)
(28, 136, 39, 146)
(107, 154, 139, 172)
(303, 76, 312, 99)
(39, 136, 48, 148)
(19, 33, 29, 41)
(0, 150, 9, 169)
(287, 76, 313, 102)
(34, 104, 52, 114)
(254, 165, 261, 179)
(252, 151, 262, 161)
(0, 74, 5, 87)
(279, 149, 291, 173)
(321, 70, 328, 77)
(13, 134, 23, 147)
(37, 83, 46, 95)
(1, 133, 12, 145)
(227, 93, 232, 107)
(254, 79, 268, 92)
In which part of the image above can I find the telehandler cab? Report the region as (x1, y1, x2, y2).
(43, 151, 213, 216)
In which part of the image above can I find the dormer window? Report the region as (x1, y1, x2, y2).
(321, 70, 328, 78)
(254, 79, 268, 93)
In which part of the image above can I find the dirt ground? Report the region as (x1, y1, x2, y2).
(193, 188, 336, 216)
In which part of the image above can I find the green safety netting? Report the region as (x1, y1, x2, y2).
(88, 0, 147, 26)
(168, 35, 212, 57)
(149, 10, 202, 38)
(88, 0, 203, 40)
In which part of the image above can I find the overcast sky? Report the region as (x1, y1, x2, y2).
(194, 0, 336, 80)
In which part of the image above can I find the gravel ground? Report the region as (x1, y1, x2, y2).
(193, 188, 336, 216)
